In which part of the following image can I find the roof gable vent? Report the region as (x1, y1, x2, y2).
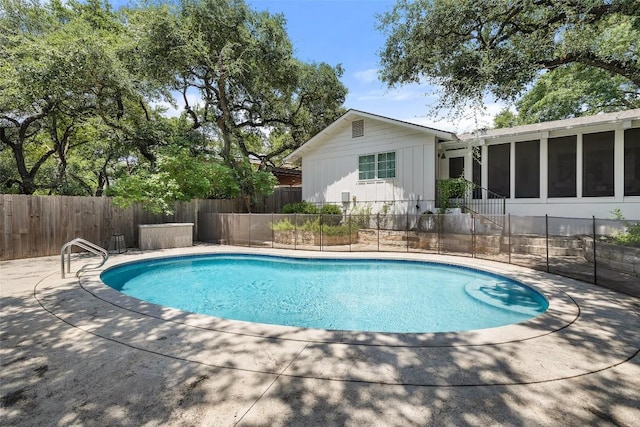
(352, 119, 364, 138)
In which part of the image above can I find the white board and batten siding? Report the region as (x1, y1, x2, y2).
(300, 114, 440, 214)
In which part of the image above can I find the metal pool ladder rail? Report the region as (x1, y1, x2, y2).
(61, 238, 109, 278)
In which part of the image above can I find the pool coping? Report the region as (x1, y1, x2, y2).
(80, 246, 581, 348)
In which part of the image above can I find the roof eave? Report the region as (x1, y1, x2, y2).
(457, 109, 640, 143)
(285, 109, 458, 162)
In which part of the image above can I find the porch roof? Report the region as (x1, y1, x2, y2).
(456, 109, 640, 143)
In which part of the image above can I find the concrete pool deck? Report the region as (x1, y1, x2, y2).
(1, 245, 638, 426)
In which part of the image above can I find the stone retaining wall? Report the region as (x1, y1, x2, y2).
(273, 230, 358, 246)
(273, 228, 638, 278)
(357, 230, 570, 256)
(582, 238, 640, 277)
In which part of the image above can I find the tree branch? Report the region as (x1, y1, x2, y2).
(541, 53, 640, 86)
(181, 77, 201, 129)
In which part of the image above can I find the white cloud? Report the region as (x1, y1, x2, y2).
(352, 89, 385, 102)
(401, 101, 507, 133)
(351, 84, 430, 103)
(388, 88, 425, 102)
(353, 68, 380, 84)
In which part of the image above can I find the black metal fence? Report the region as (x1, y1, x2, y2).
(435, 178, 506, 218)
(198, 213, 639, 297)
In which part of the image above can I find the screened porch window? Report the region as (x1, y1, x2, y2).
(449, 157, 464, 178)
(548, 136, 576, 198)
(624, 128, 640, 196)
(583, 131, 614, 197)
(515, 140, 540, 198)
(488, 143, 510, 198)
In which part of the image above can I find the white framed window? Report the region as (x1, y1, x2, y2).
(358, 151, 396, 180)
(377, 151, 396, 179)
(358, 154, 375, 180)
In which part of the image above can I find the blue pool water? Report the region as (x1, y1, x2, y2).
(100, 254, 548, 333)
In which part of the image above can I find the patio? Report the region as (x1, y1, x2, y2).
(1, 245, 638, 426)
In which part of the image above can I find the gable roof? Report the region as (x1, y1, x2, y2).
(285, 109, 458, 163)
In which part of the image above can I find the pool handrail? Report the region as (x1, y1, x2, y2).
(61, 238, 109, 278)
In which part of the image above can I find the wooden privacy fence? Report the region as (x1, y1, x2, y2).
(0, 195, 245, 261)
(254, 187, 301, 213)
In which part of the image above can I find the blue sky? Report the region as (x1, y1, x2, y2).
(248, 0, 397, 110)
(114, 0, 504, 132)
(246, 0, 505, 132)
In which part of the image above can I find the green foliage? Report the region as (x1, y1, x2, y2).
(437, 178, 473, 213)
(160, 149, 241, 199)
(281, 201, 319, 214)
(320, 204, 342, 215)
(0, 0, 165, 195)
(610, 208, 624, 221)
(495, 64, 639, 127)
(493, 108, 519, 129)
(109, 170, 183, 215)
(319, 205, 342, 226)
(277, 203, 342, 227)
(378, 0, 640, 114)
(132, 0, 347, 167)
(613, 222, 640, 247)
(517, 65, 638, 121)
(270, 217, 296, 231)
(309, 217, 352, 236)
(610, 209, 640, 247)
(107, 149, 277, 214)
(232, 160, 278, 209)
(270, 216, 355, 236)
(1, 0, 345, 200)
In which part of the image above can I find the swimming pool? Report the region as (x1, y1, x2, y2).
(100, 254, 548, 333)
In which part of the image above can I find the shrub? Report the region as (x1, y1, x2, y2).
(270, 218, 296, 231)
(349, 203, 372, 228)
(610, 209, 640, 247)
(271, 217, 357, 236)
(613, 221, 640, 247)
(437, 177, 473, 213)
(270, 216, 357, 236)
(305, 217, 353, 235)
(281, 201, 318, 214)
(320, 204, 342, 215)
(319, 204, 342, 225)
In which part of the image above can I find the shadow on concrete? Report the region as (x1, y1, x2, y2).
(1, 255, 639, 426)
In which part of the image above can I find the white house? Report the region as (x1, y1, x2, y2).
(285, 110, 457, 215)
(285, 109, 640, 219)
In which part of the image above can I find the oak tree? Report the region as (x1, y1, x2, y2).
(378, 0, 640, 112)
